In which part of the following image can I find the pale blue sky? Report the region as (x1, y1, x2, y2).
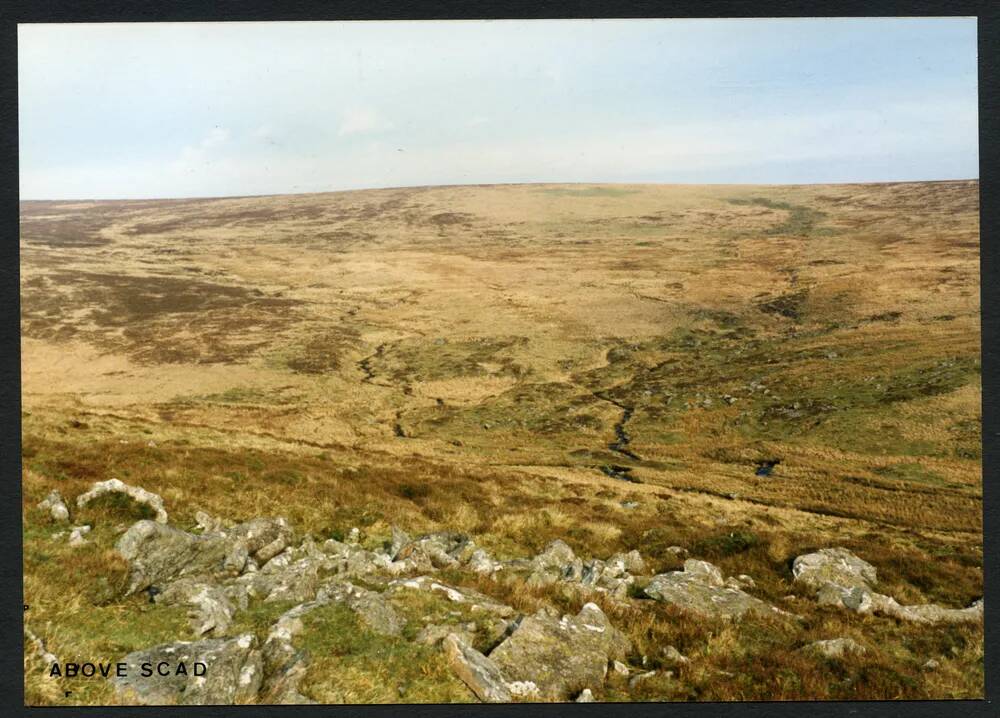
(18, 18, 979, 200)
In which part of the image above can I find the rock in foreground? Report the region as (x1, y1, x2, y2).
(113, 634, 262, 705)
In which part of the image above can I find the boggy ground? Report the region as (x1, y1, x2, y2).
(21, 181, 982, 703)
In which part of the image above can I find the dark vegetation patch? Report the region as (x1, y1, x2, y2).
(20, 212, 114, 248)
(285, 327, 361, 375)
(428, 212, 475, 226)
(727, 197, 833, 236)
(371, 336, 529, 384)
(21, 270, 301, 364)
(867, 311, 903, 322)
(690, 530, 762, 559)
(757, 290, 809, 321)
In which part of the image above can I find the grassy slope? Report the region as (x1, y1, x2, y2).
(21, 181, 982, 702)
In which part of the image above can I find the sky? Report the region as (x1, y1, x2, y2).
(18, 18, 979, 200)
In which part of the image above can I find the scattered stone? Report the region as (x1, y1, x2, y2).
(628, 670, 657, 689)
(77, 479, 168, 524)
(803, 638, 867, 659)
(260, 602, 323, 704)
(665, 546, 688, 557)
(611, 660, 629, 675)
(465, 548, 503, 575)
(793, 548, 984, 624)
(38, 490, 69, 522)
(24, 626, 58, 666)
(397, 531, 475, 569)
(226, 517, 295, 567)
(388, 525, 411, 559)
(68, 525, 91, 547)
(415, 623, 477, 648)
(576, 688, 596, 702)
(488, 602, 630, 701)
(390, 576, 515, 617)
(644, 559, 787, 619)
(660, 645, 690, 666)
(527, 539, 583, 585)
(923, 658, 940, 671)
(113, 634, 262, 705)
(155, 578, 236, 636)
(620, 501, 639, 510)
(319, 579, 404, 636)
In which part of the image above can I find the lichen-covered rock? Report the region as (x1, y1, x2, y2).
(77, 479, 168, 524)
(113, 634, 262, 705)
(487, 602, 630, 700)
(38, 490, 70, 522)
(194, 511, 225, 534)
(444, 633, 513, 702)
(644, 559, 785, 619)
(115, 521, 234, 594)
(792, 548, 878, 592)
(526, 539, 583, 585)
(116, 517, 303, 598)
(244, 555, 322, 603)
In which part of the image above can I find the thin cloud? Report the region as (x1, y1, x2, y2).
(337, 107, 394, 137)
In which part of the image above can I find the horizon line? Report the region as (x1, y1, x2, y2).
(18, 177, 981, 204)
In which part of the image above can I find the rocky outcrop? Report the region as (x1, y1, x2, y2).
(792, 548, 983, 625)
(113, 634, 262, 705)
(643, 559, 786, 619)
(77, 479, 168, 524)
(86, 495, 983, 705)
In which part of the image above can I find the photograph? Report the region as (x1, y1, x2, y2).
(19, 18, 983, 705)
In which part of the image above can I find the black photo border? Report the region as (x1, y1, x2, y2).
(0, 2, 995, 717)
